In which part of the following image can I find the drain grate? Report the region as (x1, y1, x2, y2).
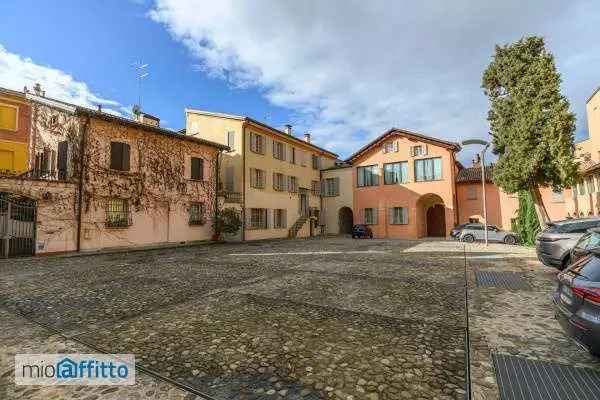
(475, 271, 529, 290)
(493, 353, 600, 400)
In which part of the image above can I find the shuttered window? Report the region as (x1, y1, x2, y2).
(311, 180, 320, 196)
(249, 132, 265, 154)
(227, 131, 235, 149)
(273, 172, 286, 191)
(110, 142, 130, 171)
(312, 154, 321, 170)
(287, 176, 298, 193)
(0, 104, 17, 131)
(322, 177, 340, 197)
(191, 157, 204, 180)
(414, 157, 442, 181)
(389, 207, 409, 225)
(273, 141, 286, 160)
(188, 202, 205, 225)
(247, 208, 268, 229)
(364, 208, 378, 225)
(250, 168, 265, 189)
(57, 141, 69, 180)
(273, 209, 287, 228)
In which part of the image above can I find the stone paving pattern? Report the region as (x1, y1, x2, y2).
(1, 238, 467, 399)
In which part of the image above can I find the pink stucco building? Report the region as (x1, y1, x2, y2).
(346, 128, 460, 239)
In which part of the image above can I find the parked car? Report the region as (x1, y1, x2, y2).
(458, 224, 519, 244)
(536, 218, 600, 270)
(352, 224, 373, 239)
(553, 250, 600, 357)
(450, 223, 471, 239)
(570, 228, 600, 263)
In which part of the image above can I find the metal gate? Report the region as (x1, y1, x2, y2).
(0, 195, 36, 258)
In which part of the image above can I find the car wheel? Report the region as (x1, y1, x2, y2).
(504, 235, 517, 245)
(461, 234, 475, 243)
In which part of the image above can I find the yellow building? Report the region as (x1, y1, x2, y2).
(0, 88, 30, 173)
(185, 109, 338, 240)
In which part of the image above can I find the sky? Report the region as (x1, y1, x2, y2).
(1, 1, 599, 164)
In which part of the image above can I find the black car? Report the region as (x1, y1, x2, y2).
(553, 250, 600, 357)
(352, 224, 373, 239)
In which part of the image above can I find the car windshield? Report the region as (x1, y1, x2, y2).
(570, 255, 600, 281)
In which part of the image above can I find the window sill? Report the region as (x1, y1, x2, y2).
(105, 224, 132, 229)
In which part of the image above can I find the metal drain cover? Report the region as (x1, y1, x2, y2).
(475, 271, 529, 290)
(493, 353, 600, 400)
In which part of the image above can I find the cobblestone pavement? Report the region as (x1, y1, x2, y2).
(460, 242, 600, 400)
(2, 238, 596, 399)
(1, 238, 467, 399)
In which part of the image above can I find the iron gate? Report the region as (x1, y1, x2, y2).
(0, 195, 36, 258)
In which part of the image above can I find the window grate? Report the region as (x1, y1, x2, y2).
(492, 353, 600, 400)
(106, 199, 132, 228)
(475, 271, 529, 290)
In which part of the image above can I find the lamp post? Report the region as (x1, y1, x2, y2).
(461, 139, 491, 246)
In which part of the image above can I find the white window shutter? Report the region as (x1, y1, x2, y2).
(409, 146, 414, 157)
(394, 141, 399, 152)
(388, 208, 394, 224)
(245, 209, 252, 228)
(374, 209, 378, 225)
(382, 144, 387, 154)
(267, 209, 272, 229)
(402, 207, 408, 224)
(334, 177, 340, 196)
(424, 144, 429, 155)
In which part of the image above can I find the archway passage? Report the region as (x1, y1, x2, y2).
(338, 207, 354, 235)
(417, 193, 446, 238)
(427, 204, 446, 237)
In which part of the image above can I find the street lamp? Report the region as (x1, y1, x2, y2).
(461, 139, 491, 246)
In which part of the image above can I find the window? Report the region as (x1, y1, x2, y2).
(273, 209, 287, 229)
(110, 142, 130, 171)
(357, 165, 379, 187)
(248, 208, 268, 229)
(383, 162, 408, 184)
(552, 189, 564, 203)
(188, 202, 205, 225)
(414, 157, 442, 181)
(273, 172, 286, 191)
(299, 150, 307, 167)
(469, 218, 480, 224)
(0, 104, 18, 131)
(289, 147, 296, 164)
(382, 141, 398, 153)
(250, 168, 265, 189)
(49, 114, 59, 125)
(106, 199, 131, 228)
(389, 207, 408, 225)
(322, 177, 340, 197)
(410, 145, 427, 157)
(364, 208, 378, 225)
(227, 131, 235, 149)
(287, 176, 298, 193)
(249, 132, 265, 154)
(312, 154, 321, 170)
(311, 180, 320, 196)
(273, 141, 286, 161)
(467, 186, 477, 200)
(191, 157, 204, 180)
(57, 141, 69, 180)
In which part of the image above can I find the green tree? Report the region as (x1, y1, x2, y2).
(212, 207, 242, 239)
(482, 36, 578, 226)
(513, 191, 541, 246)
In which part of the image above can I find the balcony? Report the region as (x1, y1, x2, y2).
(220, 191, 243, 204)
(18, 169, 69, 182)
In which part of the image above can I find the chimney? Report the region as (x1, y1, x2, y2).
(97, 104, 102, 112)
(472, 153, 481, 168)
(284, 124, 292, 135)
(303, 133, 311, 143)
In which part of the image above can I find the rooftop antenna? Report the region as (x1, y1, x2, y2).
(132, 61, 149, 109)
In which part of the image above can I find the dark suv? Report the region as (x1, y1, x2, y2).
(352, 224, 373, 239)
(536, 218, 600, 270)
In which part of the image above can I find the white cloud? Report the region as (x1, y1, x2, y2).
(150, 0, 600, 161)
(0, 45, 120, 113)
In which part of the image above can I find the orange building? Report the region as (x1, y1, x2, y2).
(347, 128, 460, 239)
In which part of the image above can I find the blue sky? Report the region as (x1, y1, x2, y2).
(1, 1, 599, 163)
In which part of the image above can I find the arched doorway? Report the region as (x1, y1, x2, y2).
(338, 207, 353, 235)
(417, 194, 446, 238)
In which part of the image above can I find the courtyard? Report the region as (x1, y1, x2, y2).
(0, 238, 598, 399)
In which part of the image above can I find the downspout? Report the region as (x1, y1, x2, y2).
(319, 164, 324, 237)
(241, 122, 247, 241)
(76, 115, 90, 252)
(214, 149, 221, 238)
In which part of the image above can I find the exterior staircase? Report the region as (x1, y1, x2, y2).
(288, 214, 308, 238)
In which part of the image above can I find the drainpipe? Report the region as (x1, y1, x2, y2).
(214, 149, 221, 238)
(319, 164, 324, 237)
(241, 122, 247, 241)
(76, 115, 90, 252)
